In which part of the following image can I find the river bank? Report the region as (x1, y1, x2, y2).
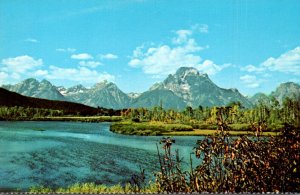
(110, 121, 279, 136)
(0, 116, 123, 122)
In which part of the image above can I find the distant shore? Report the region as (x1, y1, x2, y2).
(0, 116, 122, 122)
(110, 121, 278, 136)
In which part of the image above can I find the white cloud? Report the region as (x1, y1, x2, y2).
(127, 25, 231, 77)
(79, 61, 102, 68)
(99, 53, 118, 60)
(128, 26, 226, 76)
(129, 44, 202, 75)
(261, 47, 300, 75)
(129, 34, 204, 75)
(240, 74, 262, 88)
(242, 64, 265, 73)
(71, 53, 93, 60)
(242, 47, 300, 75)
(0, 72, 8, 85)
(11, 73, 21, 80)
(56, 48, 76, 52)
(34, 70, 48, 76)
(24, 38, 39, 43)
(45, 66, 114, 83)
(1, 55, 43, 73)
(197, 60, 229, 75)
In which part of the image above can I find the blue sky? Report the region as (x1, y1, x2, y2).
(0, 0, 300, 96)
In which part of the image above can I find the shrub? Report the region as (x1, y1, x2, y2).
(154, 124, 300, 193)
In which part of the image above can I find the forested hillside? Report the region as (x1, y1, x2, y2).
(0, 87, 117, 116)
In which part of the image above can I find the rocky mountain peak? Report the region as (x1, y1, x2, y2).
(271, 82, 300, 104)
(2, 78, 65, 101)
(66, 84, 87, 94)
(175, 67, 199, 76)
(22, 78, 39, 85)
(174, 67, 209, 79)
(93, 80, 116, 90)
(40, 79, 53, 86)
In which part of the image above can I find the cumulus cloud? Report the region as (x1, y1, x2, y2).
(128, 26, 227, 76)
(56, 48, 76, 52)
(99, 53, 118, 60)
(261, 47, 300, 75)
(79, 60, 102, 68)
(242, 47, 300, 75)
(0, 72, 8, 85)
(34, 70, 48, 76)
(240, 74, 262, 88)
(71, 53, 93, 60)
(197, 60, 230, 76)
(129, 33, 204, 75)
(241, 64, 265, 73)
(1, 55, 43, 73)
(45, 66, 115, 83)
(0, 55, 115, 85)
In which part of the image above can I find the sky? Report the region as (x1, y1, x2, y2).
(0, 0, 300, 96)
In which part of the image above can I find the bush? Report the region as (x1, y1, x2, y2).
(154, 124, 300, 193)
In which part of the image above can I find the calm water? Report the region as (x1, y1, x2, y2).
(0, 121, 202, 190)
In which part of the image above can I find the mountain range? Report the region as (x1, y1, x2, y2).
(2, 67, 300, 109)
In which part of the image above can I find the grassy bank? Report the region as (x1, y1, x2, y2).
(30, 183, 157, 193)
(162, 129, 278, 136)
(110, 121, 193, 136)
(110, 121, 278, 136)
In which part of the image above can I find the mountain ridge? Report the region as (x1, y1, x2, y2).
(250, 82, 300, 106)
(2, 67, 299, 109)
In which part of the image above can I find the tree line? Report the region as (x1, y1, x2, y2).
(121, 97, 300, 128)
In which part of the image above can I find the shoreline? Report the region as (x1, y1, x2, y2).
(110, 121, 279, 136)
(0, 117, 279, 136)
(0, 116, 122, 122)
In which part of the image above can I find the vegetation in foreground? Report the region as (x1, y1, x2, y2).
(154, 126, 299, 192)
(30, 183, 158, 194)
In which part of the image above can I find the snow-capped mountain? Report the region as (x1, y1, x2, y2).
(127, 92, 141, 99)
(2, 78, 66, 101)
(64, 80, 131, 109)
(150, 67, 252, 108)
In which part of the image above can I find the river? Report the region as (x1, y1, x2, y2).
(0, 121, 202, 190)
